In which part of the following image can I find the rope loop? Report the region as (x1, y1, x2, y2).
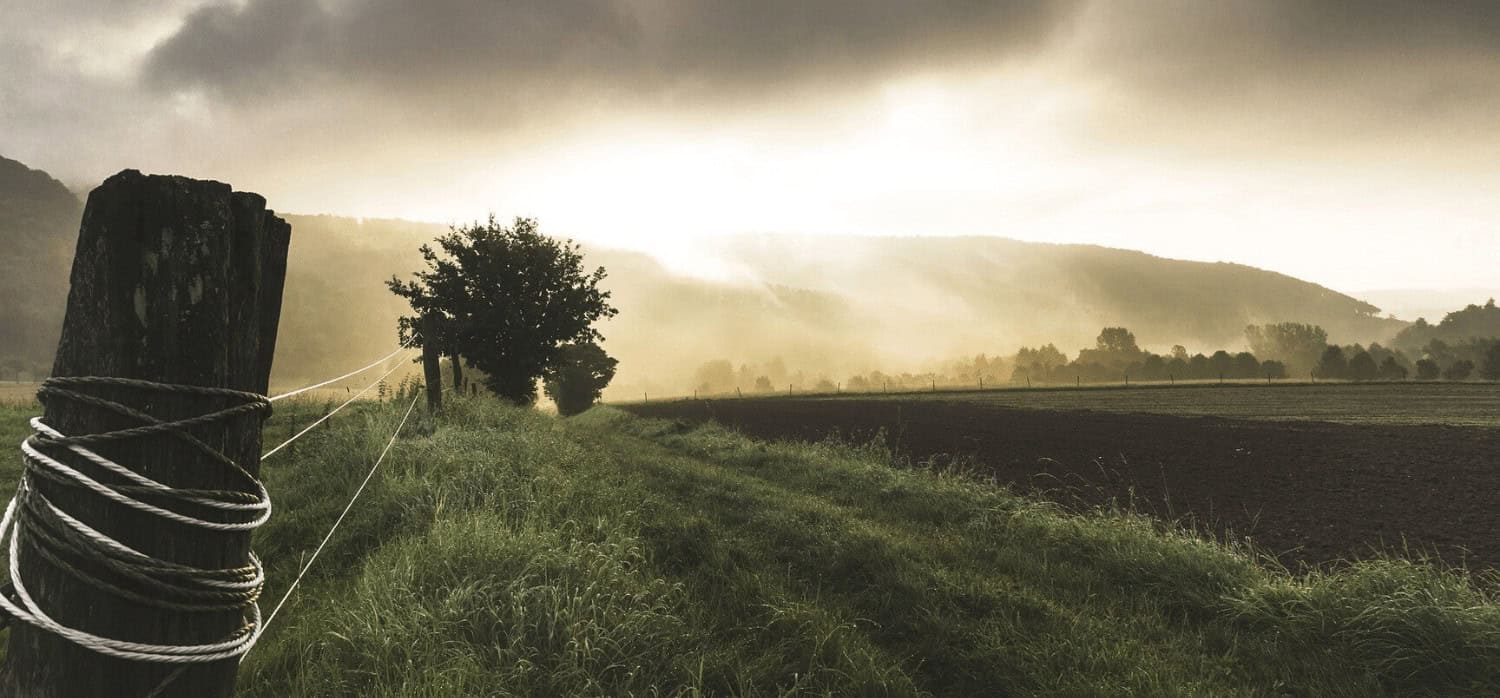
(0, 377, 273, 663)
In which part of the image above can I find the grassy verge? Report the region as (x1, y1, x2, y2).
(0, 397, 1496, 695)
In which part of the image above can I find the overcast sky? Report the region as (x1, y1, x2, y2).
(3, 0, 1498, 295)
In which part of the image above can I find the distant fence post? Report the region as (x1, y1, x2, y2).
(421, 314, 442, 413)
(1, 171, 290, 697)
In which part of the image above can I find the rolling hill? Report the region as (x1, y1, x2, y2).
(0, 157, 1408, 398)
(0, 156, 81, 376)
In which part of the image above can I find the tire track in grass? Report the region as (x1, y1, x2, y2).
(571, 421, 1278, 696)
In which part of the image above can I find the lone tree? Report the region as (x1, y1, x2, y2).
(388, 216, 617, 404)
(544, 341, 618, 416)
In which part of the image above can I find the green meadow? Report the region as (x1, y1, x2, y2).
(0, 397, 1497, 695)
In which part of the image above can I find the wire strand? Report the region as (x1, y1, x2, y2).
(256, 391, 421, 641)
(260, 350, 415, 462)
(267, 343, 412, 403)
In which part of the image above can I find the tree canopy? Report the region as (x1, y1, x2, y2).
(545, 342, 619, 416)
(1246, 323, 1328, 375)
(388, 216, 617, 404)
(1482, 343, 1500, 381)
(1393, 299, 1500, 355)
(1315, 345, 1348, 380)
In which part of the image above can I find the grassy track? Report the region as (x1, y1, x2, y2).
(0, 398, 1497, 695)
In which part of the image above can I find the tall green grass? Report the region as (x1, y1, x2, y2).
(0, 397, 1496, 695)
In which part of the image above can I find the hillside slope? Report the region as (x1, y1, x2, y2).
(1392, 299, 1500, 355)
(0, 156, 80, 373)
(1, 158, 1408, 397)
(708, 234, 1405, 355)
(261, 217, 1412, 398)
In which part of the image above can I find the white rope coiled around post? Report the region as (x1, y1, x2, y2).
(0, 377, 272, 664)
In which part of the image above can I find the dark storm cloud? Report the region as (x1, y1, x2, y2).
(141, 0, 1077, 103)
(9, 0, 1500, 187)
(1078, 0, 1500, 143)
(134, 0, 1500, 140)
(143, 0, 642, 98)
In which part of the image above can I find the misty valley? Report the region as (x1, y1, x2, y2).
(4, 2, 1500, 695)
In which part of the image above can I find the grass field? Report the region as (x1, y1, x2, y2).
(3, 396, 1499, 694)
(671, 381, 1500, 427)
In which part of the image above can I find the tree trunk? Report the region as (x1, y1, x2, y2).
(422, 316, 442, 413)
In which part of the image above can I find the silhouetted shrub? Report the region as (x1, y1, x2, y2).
(1315, 346, 1348, 380)
(1377, 356, 1408, 381)
(1414, 359, 1440, 380)
(1444, 360, 1475, 381)
(1347, 352, 1378, 381)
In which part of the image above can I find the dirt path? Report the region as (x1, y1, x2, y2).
(623, 397, 1500, 571)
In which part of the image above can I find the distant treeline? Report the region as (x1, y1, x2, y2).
(686, 303, 1500, 396)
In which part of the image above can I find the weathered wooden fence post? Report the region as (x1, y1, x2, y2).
(1, 170, 290, 697)
(450, 354, 463, 393)
(421, 315, 442, 413)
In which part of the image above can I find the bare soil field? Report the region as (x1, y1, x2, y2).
(624, 391, 1500, 571)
